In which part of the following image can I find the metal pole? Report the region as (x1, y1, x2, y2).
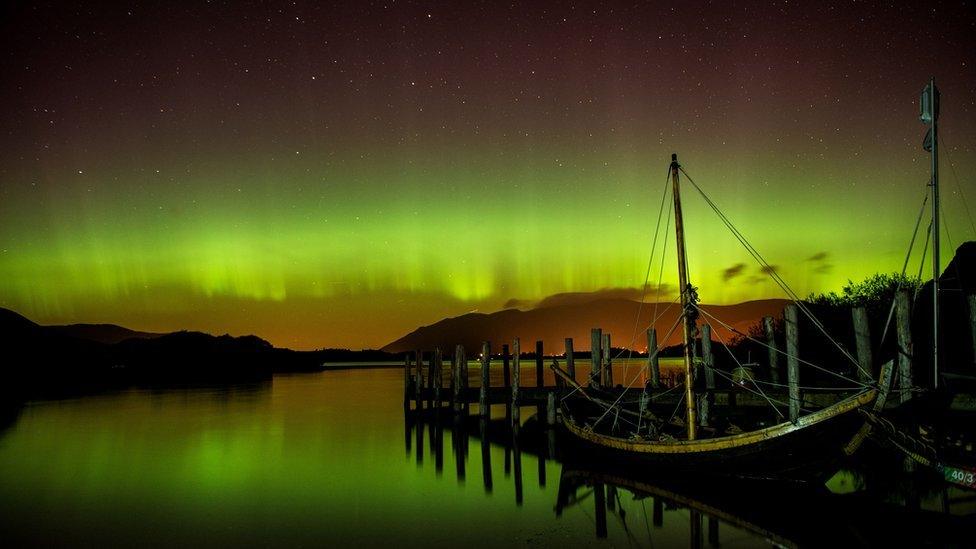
(930, 77, 940, 390)
(671, 153, 697, 440)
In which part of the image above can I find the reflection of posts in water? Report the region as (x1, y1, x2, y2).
(504, 445, 511, 476)
(653, 497, 663, 527)
(480, 418, 492, 493)
(707, 516, 719, 547)
(538, 446, 546, 487)
(594, 482, 608, 538)
(404, 412, 412, 455)
(434, 418, 444, 475)
(690, 509, 703, 549)
(513, 422, 523, 506)
(415, 414, 424, 465)
(546, 429, 556, 460)
(454, 414, 465, 482)
(606, 485, 616, 512)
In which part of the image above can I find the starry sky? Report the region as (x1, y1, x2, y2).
(1, 1, 974, 349)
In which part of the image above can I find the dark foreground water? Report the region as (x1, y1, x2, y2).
(0, 367, 972, 547)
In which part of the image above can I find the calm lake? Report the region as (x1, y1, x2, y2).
(0, 365, 971, 547)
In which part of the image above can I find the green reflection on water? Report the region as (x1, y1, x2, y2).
(0, 369, 762, 547)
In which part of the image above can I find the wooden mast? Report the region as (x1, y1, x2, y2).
(671, 153, 697, 440)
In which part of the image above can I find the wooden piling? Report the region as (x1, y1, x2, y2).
(546, 391, 556, 426)
(480, 341, 491, 417)
(701, 324, 714, 427)
(648, 328, 660, 388)
(502, 343, 511, 388)
(602, 332, 613, 387)
(415, 350, 423, 410)
(426, 347, 436, 408)
(763, 316, 780, 384)
(459, 345, 468, 393)
(785, 305, 800, 422)
(433, 348, 442, 405)
(512, 337, 521, 424)
(452, 345, 462, 411)
(594, 483, 608, 538)
(852, 306, 874, 382)
(565, 338, 576, 380)
(590, 328, 602, 388)
(403, 352, 411, 408)
(895, 290, 913, 403)
(701, 324, 715, 389)
(535, 340, 544, 387)
(969, 294, 976, 368)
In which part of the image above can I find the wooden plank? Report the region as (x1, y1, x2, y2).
(784, 304, 800, 422)
(602, 332, 613, 387)
(852, 306, 874, 382)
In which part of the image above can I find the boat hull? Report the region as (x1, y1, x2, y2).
(558, 390, 877, 482)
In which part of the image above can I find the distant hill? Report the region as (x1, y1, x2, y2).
(0, 308, 318, 400)
(47, 323, 163, 344)
(381, 298, 791, 354)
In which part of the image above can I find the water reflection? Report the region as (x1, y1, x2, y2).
(405, 406, 975, 547)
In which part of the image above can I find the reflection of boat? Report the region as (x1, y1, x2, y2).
(556, 154, 893, 482)
(556, 460, 975, 547)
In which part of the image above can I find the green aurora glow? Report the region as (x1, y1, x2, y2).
(0, 3, 973, 348)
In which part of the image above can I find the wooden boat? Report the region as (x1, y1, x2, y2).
(555, 153, 893, 482)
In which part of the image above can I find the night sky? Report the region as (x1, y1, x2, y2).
(1, 2, 974, 349)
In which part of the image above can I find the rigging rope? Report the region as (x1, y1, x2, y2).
(677, 166, 869, 379)
(699, 316, 785, 419)
(693, 304, 872, 388)
(879, 188, 929, 348)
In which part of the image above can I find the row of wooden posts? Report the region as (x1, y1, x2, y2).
(404, 291, 920, 425)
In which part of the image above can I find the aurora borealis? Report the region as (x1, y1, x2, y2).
(0, 2, 974, 349)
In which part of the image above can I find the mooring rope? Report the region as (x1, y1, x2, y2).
(879, 187, 929, 348)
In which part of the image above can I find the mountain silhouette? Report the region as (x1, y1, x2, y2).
(46, 323, 163, 344)
(381, 298, 791, 354)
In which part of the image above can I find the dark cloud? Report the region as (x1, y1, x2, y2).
(759, 265, 778, 275)
(533, 284, 675, 310)
(722, 263, 747, 281)
(502, 298, 534, 309)
(806, 251, 834, 274)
